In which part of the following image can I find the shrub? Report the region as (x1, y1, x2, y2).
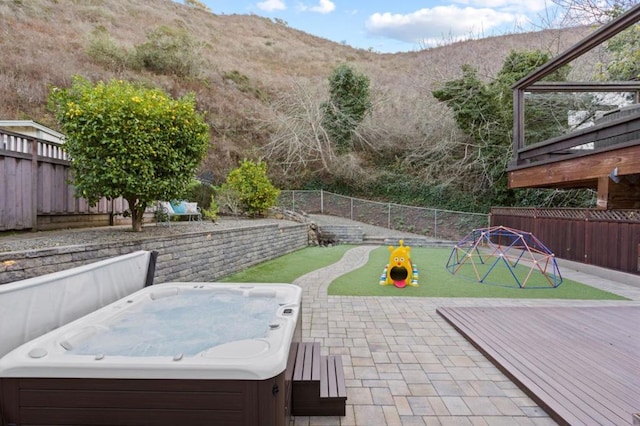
(223, 159, 280, 217)
(184, 0, 210, 12)
(222, 70, 267, 100)
(201, 195, 219, 221)
(184, 179, 215, 209)
(86, 26, 133, 72)
(85, 25, 203, 78)
(134, 26, 204, 77)
(215, 185, 242, 216)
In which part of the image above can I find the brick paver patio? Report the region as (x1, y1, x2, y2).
(292, 245, 640, 425)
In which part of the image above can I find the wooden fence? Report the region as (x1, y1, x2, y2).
(491, 207, 640, 275)
(0, 129, 128, 231)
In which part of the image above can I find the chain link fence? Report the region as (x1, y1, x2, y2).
(278, 190, 489, 241)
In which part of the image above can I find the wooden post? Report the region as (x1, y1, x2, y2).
(598, 175, 640, 209)
(596, 176, 610, 209)
(512, 89, 525, 153)
(30, 137, 39, 230)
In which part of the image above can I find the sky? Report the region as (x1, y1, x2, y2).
(195, 0, 565, 53)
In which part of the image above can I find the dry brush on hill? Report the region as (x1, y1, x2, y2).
(0, 0, 596, 204)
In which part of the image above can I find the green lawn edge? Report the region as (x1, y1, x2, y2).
(221, 245, 353, 283)
(220, 245, 626, 300)
(328, 246, 627, 300)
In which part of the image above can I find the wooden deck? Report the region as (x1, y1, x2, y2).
(437, 306, 640, 426)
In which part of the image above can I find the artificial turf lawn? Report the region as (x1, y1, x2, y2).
(221, 245, 627, 300)
(328, 246, 628, 300)
(221, 245, 353, 283)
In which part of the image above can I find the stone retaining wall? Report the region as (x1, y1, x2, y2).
(0, 222, 308, 285)
(317, 225, 363, 245)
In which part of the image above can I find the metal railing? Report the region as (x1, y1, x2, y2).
(278, 190, 489, 241)
(1, 129, 68, 160)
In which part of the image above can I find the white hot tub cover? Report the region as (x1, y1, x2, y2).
(0, 251, 152, 358)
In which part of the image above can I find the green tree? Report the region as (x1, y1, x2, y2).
(432, 64, 502, 147)
(494, 50, 573, 144)
(604, 18, 640, 80)
(432, 50, 573, 205)
(432, 63, 511, 202)
(555, 2, 639, 86)
(222, 159, 279, 217)
(322, 64, 372, 153)
(49, 76, 210, 232)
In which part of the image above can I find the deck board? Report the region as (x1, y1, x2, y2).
(437, 306, 640, 426)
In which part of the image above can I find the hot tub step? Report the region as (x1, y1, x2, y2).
(318, 353, 347, 416)
(291, 342, 347, 417)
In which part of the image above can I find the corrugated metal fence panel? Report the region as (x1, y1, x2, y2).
(491, 208, 640, 274)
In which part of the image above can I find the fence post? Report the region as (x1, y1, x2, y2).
(350, 197, 353, 220)
(584, 209, 590, 265)
(434, 209, 438, 239)
(292, 190, 296, 212)
(320, 189, 324, 214)
(30, 138, 39, 230)
(388, 203, 391, 229)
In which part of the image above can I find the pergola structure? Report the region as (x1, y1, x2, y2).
(508, 4, 640, 209)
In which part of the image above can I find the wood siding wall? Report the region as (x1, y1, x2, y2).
(1, 129, 127, 231)
(491, 208, 640, 275)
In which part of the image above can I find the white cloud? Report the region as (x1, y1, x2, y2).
(256, 0, 286, 12)
(366, 6, 519, 46)
(298, 0, 335, 14)
(311, 0, 335, 13)
(454, 0, 548, 13)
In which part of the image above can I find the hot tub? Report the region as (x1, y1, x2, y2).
(0, 282, 302, 426)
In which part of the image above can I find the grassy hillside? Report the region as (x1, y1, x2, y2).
(0, 0, 596, 207)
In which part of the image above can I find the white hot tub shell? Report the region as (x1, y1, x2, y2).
(0, 282, 302, 426)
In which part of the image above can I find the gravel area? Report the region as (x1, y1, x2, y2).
(0, 217, 291, 253)
(0, 214, 433, 254)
